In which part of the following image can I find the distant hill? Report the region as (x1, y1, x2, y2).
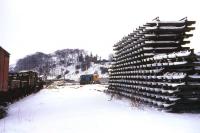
(11, 49, 110, 81)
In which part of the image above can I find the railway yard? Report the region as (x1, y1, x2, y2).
(0, 84, 200, 133)
(1, 18, 200, 132)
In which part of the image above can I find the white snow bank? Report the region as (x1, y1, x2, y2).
(64, 63, 109, 81)
(47, 62, 109, 81)
(0, 84, 200, 133)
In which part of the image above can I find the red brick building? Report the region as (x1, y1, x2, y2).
(0, 47, 9, 92)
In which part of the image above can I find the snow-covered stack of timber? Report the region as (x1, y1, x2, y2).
(108, 17, 200, 112)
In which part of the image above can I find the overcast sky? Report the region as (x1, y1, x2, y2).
(0, 0, 200, 64)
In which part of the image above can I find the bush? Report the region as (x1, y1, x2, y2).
(75, 65, 80, 70)
(56, 75, 62, 79)
(100, 67, 108, 74)
(65, 70, 69, 74)
(75, 70, 79, 74)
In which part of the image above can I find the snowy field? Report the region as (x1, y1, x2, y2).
(0, 84, 200, 133)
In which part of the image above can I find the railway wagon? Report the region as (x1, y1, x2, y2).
(8, 71, 43, 100)
(80, 74, 100, 85)
(0, 47, 9, 102)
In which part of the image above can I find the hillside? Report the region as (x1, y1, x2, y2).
(12, 49, 110, 81)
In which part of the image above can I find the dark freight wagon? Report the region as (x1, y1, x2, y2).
(0, 47, 9, 92)
(8, 71, 44, 100)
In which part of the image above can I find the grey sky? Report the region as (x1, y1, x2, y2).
(0, 0, 200, 64)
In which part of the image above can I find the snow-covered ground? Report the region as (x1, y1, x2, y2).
(0, 84, 200, 133)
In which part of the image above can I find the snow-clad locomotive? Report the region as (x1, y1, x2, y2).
(80, 74, 100, 85)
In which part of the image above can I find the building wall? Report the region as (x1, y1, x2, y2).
(0, 47, 10, 92)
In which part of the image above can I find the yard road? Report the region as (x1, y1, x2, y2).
(0, 84, 200, 133)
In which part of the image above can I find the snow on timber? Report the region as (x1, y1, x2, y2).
(1, 84, 200, 133)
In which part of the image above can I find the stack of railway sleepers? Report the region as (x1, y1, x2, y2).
(108, 18, 200, 112)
